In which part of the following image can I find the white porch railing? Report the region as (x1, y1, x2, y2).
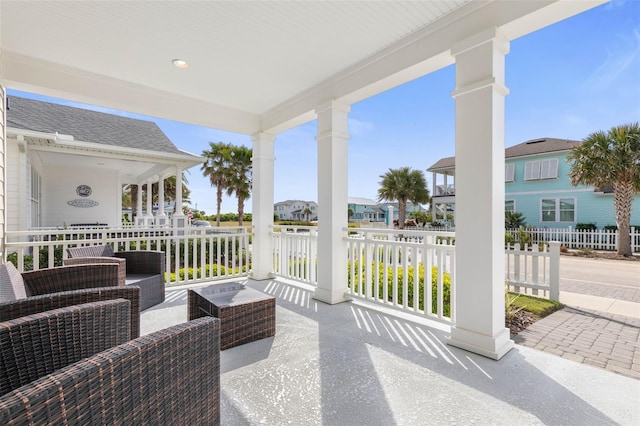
(507, 227, 640, 252)
(505, 242, 560, 301)
(271, 225, 317, 284)
(4, 226, 251, 286)
(345, 228, 456, 324)
(6, 225, 561, 320)
(270, 226, 562, 322)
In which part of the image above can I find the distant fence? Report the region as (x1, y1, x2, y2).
(506, 227, 640, 253)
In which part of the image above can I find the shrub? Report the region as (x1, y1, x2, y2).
(576, 223, 597, 231)
(348, 262, 451, 317)
(505, 211, 526, 228)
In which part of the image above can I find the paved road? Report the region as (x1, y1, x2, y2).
(560, 256, 640, 303)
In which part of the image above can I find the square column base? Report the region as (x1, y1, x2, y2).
(249, 270, 275, 281)
(312, 288, 350, 305)
(447, 326, 514, 360)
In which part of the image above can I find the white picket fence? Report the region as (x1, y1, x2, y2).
(506, 227, 640, 252)
(505, 242, 560, 300)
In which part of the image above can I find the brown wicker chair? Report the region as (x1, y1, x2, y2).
(0, 299, 132, 396)
(0, 309, 221, 425)
(66, 244, 165, 310)
(0, 261, 140, 338)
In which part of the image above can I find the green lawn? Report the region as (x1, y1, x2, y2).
(509, 293, 563, 317)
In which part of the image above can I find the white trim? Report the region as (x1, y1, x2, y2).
(505, 199, 516, 212)
(540, 197, 576, 224)
(507, 188, 592, 196)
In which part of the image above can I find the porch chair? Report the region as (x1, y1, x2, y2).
(0, 300, 221, 425)
(66, 244, 165, 310)
(0, 261, 140, 338)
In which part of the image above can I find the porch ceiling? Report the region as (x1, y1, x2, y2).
(0, 1, 604, 135)
(13, 133, 202, 184)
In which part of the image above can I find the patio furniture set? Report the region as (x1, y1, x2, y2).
(0, 244, 276, 424)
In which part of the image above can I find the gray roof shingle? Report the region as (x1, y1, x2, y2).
(6, 96, 183, 154)
(427, 137, 582, 171)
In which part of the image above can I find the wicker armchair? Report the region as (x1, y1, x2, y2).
(0, 307, 221, 425)
(0, 261, 140, 338)
(66, 244, 165, 310)
(0, 299, 132, 396)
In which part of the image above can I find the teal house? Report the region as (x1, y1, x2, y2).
(428, 138, 640, 229)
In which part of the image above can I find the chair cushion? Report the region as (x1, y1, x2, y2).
(0, 263, 27, 302)
(67, 244, 115, 258)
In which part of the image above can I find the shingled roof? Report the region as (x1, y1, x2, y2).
(6, 96, 183, 154)
(427, 137, 582, 171)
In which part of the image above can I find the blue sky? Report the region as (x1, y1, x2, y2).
(9, 0, 640, 215)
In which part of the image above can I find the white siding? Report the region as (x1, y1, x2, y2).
(0, 85, 4, 259)
(42, 166, 121, 227)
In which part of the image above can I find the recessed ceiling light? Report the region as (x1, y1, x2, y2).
(172, 59, 190, 69)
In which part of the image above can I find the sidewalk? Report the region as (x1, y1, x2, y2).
(514, 291, 640, 379)
(559, 291, 640, 319)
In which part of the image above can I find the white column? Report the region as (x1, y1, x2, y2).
(313, 100, 350, 304)
(250, 132, 276, 280)
(448, 28, 513, 360)
(145, 179, 154, 225)
(431, 171, 436, 219)
(173, 167, 186, 229)
(156, 176, 167, 226)
(387, 205, 394, 228)
(136, 184, 144, 226)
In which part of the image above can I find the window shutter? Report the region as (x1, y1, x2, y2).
(524, 161, 540, 181)
(505, 164, 515, 182)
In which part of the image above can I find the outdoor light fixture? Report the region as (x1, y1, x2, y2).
(171, 59, 190, 69)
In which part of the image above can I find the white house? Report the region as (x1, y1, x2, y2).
(5, 96, 203, 230)
(0, 1, 608, 360)
(274, 200, 318, 221)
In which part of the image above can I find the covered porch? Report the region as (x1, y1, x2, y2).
(142, 278, 637, 425)
(0, 1, 610, 361)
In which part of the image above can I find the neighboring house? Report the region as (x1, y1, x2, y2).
(274, 200, 318, 221)
(428, 137, 640, 229)
(348, 197, 383, 222)
(377, 202, 428, 225)
(5, 96, 203, 230)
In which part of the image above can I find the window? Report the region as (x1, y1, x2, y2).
(505, 200, 515, 212)
(541, 198, 575, 222)
(505, 164, 515, 182)
(525, 159, 558, 181)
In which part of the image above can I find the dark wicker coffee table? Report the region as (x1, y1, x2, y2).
(188, 283, 276, 350)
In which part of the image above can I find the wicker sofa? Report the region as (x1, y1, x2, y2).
(0, 300, 221, 425)
(66, 244, 165, 310)
(0, 261, 140, 338)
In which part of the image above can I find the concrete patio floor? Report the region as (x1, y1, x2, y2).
(141, 278, 639, 426)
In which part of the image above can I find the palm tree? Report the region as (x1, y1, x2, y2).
(151, 174, 191, 213)
(225, 145, 252, 226)
(378, 167, 430, 230)
(202, 142, 233, 227)
(567, 122, 640, 256)
(303, 207, 313, 222)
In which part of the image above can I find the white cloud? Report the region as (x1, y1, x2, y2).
(584, 27, 640, 92)
(349, 118, 375, 136)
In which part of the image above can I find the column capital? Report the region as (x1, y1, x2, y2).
(452, 27, 510, 57)
(451, 77, 509, 98)
(251, 131, 276, 144)
(315, 99, 351, 115)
